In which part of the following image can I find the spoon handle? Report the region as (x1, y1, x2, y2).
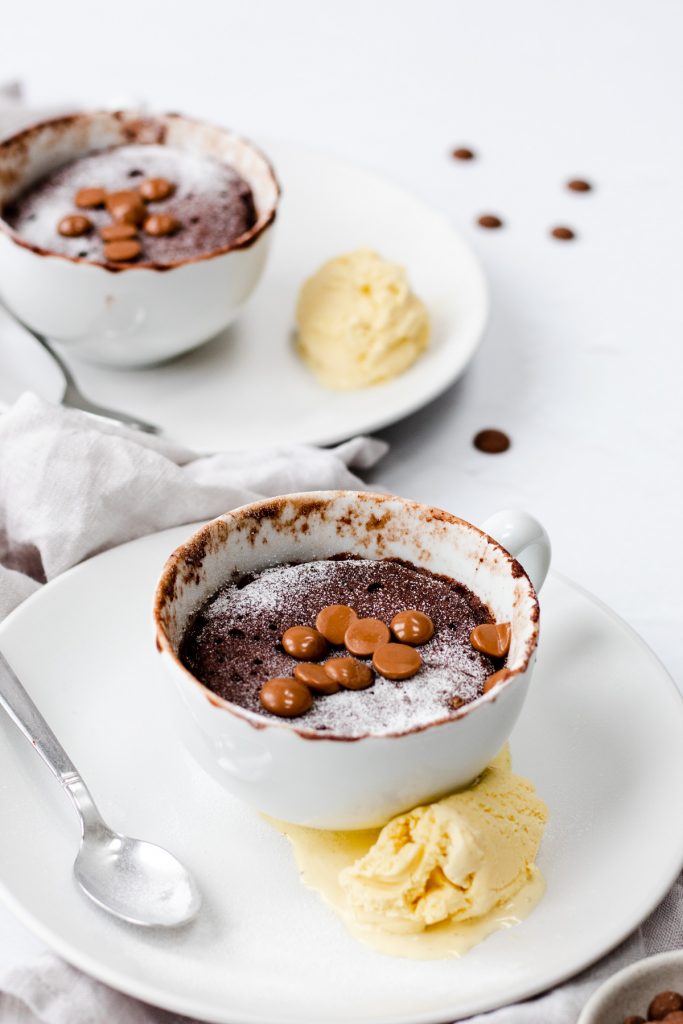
(0, 303, 160, 435)
(0, 652, 101, 829)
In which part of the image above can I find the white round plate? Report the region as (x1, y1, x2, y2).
(0, 526, 681, 1024)
(0, 141, 488, 451)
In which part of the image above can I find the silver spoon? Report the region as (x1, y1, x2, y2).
(1, 304, 160, 434)
(0, 651, 201, 927)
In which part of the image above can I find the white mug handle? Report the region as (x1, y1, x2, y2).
(480, 509, 552, 593)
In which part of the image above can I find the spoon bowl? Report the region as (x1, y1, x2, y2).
(74, 824, 202, 928)
(0, 652, 201, 928)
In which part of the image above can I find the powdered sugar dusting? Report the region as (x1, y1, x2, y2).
(4, 143, 255, 263)
(181, 558, 498, 738)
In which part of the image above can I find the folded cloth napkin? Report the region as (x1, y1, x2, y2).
(0, 395, 681, 1024)
(0, 392, 387, 616)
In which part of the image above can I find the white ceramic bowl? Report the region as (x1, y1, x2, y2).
(578, 949, 683, 1024)
(0, 111, 280, 367)
(153, 491, 551, 829)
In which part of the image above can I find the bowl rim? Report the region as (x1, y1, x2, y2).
(0, 109, 281, 272)
(577, 948, 683, 1024)
(153, 490, 541, 742)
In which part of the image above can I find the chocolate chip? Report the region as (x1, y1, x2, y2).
(74, 187, 106, 209)
(105, 190, 146, 226)
(390, 610, 434, 646)
(58, 214, 92, 238)
(483, 668, 509, 693)
(281, 626, 328, 660)
(315, 605, 357, 646)
(259, 677, 312, 718)
(144, 213, 180, 237)
(100, 222, 138, 242)
(567, 178, 592, 192)
(140, 177, 176, 202)
(477, 214, 503, 229)
(372, 643, 422, 680)
(324, 657, 374, 690)
(103, 239, 142, 262)
(473, 429, 511, 454)
(344, 618, 391, 657)
(294, 662, 340, 694)
(452, 147, 475, 160)
(551, 226, 576, 241)
(470, 622, 511, 658)
(648, 992, 683, 1020)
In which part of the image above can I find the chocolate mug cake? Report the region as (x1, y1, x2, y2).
(0, 110, 280, 366)
(154, 491, 547, 827)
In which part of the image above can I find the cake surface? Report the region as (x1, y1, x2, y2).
(181, 557, 497, 737)
(4, 143, 256, 264)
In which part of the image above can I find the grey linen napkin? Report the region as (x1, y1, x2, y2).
(0, 393, 387, 615)
(0, 396, 681, 1023)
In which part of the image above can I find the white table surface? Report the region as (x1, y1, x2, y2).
(0, 0, 681, 990)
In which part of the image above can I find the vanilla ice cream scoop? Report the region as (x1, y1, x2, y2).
(339, 748, 547, 934)
(295, 248, 430, 389)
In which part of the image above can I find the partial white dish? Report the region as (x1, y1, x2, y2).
(0, 525, 681, 1024)
(578, 949, 683, 1024)
(0, 140, 489, 449)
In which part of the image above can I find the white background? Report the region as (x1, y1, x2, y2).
(0, 0, 681, 981)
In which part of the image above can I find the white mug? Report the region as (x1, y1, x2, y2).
(0, 110, 280, 368)
(154, 491, 551, 829)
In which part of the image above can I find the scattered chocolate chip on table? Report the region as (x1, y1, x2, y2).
(473, 428, 511, 453)
(477, 214, 503, 229)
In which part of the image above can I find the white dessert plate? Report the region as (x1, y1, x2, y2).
(0, 525, 682, 1024)
(0, 141, 488, 451)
